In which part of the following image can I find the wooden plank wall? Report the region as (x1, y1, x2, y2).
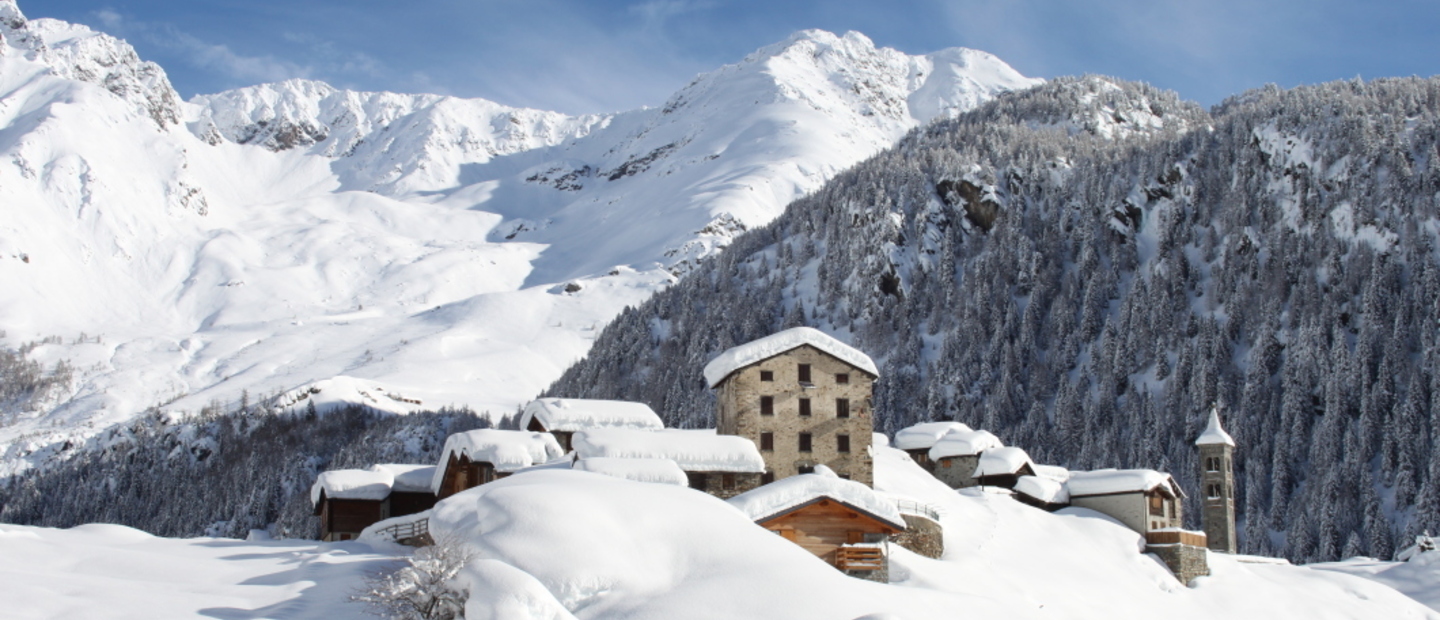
(760, 500, 896, 564)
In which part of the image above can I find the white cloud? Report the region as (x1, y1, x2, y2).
(158, 26, 310, 84)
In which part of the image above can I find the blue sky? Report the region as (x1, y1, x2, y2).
(26, 0, 1440, 115)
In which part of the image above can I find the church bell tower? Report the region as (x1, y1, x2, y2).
(1196, 405, 1237, 554)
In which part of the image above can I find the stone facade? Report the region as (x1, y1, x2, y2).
(893, 514, 944, 559)
(1147, 543, 1210, 585)
(1069, 490, 1182, 535)
(931, 455, 981, 489)
(715, 344, 875, 486)
(687, 471, 763, 500)
(1200, 442, 1237, 554)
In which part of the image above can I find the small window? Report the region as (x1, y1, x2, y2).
(1148, 494, 1165, 517)
(799, 398, 811, 417)
(760, 432, 774, 451)
(760, 370, 774, 382)
(836, 398, 850, 418)
(837, 434, 851, 453)
(799, 432, 812, 452)
(836, 373, 850, 384)
(1205, 456, 1221, 472)
(798, 364, 811, 383)
(762, 471, 775, 484)
(760, 396, 774, 415)
(722, 473, 736, 490)
(847, 530, 864, 544)
(1207, 483, 1223, 499)
(798, 465, 815, 474)
(688, 472, 709, 490)
(839, 473, 851, 480)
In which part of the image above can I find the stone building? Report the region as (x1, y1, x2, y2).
(971, 446, 1035, 489)
(892, 421, 972, 471)
(704, 327, 879, 486)
(519, 397, 664, 452)
(1067, 469, 1185, 534)
(1196, 406, 1238, 554)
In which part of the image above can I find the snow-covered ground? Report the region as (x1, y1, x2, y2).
(0, 1, 1041, 474)
(4, 443, 1435, 619)
(1313, 551, 1440, 612)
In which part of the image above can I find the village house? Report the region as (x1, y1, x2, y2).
(311, 464, 437, 542)
(572, 427, 766, 499)
(972, 446, 1037, 489)
(727, 466, 906, 582)
(1066, 469, 1185, 534)
(927, 428, 1004, 489)
(892, 421, 972, 471)
(704, 327, 880, 486)
(431, 429, 565, 499)
(520, 397, 665, 452)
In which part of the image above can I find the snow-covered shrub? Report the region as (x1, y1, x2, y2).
(355, 535, 476, 620)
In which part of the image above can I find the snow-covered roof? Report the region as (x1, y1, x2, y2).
(929, 429, 1004, 460)
(520, 398, 665, 433)
(370, 464, 437, 493)
(573, 457, 689, 486)
(893, 421, 973, 451)
(311, 468, 393, 505)
(702, 327, 879, 388)
(1195, 407, 1236, 447)
(572, 428, 766, 473)
(1014, 475, 1070, 505)
(1033, 464, 1071, 483)
(972, 446, 1034, 477)
(727, 466, 906, 530)
(1066, 469, 1183, 498)
(432, 429, 566, 492)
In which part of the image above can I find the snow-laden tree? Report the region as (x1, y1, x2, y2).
(355, 535, 476, 620)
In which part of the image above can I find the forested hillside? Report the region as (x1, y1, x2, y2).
(548, 76, 1440, 562)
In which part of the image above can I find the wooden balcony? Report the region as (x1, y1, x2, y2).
(1145, 529, 1207, 547)
(835, 544, 885, 571)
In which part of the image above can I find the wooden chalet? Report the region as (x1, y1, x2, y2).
(728, 468, 906, 581)
(972, 446, 1036, 489)
(311, 464, 437, 542)
(520, 397, 664, 452)
(432, 430, 565, 499)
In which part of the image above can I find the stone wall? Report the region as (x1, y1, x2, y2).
(893, 514, 944, 558)
(932, 455, 980, 489)
(1147, 543, 1210, 585)
(716, 345, 875, 485)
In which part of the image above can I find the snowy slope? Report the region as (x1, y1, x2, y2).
(0, 0, 1039, 473)
(6, 443, 1429, 619)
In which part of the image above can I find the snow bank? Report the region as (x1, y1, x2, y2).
(572, 428, 765, 472)
(727, 468, 905, 529)
(893, 421, 972, 450)
(311, 468, 393, 505)
(520, 398, 665, 433)
(928, 429, 1003, 460)
(973, 446, 1033, 477)
(1066, 469, 1179, 497)
(432, 430, 566, 492)
(702, 327, 878, 387)
(1014, 475, 1069, 505)
(1195, 408, 1236, 447)
(572, 457, 689, 486)
(1313, 547, 1440, 612)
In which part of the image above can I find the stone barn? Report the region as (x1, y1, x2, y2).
(892, 421, 972, 471)
(520, 398, 664, 452)
(572, 428, 766, 499)
(432, 430, 565, 499)
(927, 429, 1004, 489)
(704, 327, 879, 486)
(727, 467, 905, 582)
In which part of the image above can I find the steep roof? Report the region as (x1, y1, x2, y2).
(1066, 469, 1183, 498)
(702, 327, 878, 388)
(727, 466, 906, 530)
(520, 398, 665, 433)
(431, 430, 566, 492)
(573, 428, 766, 473)
(1195, 407, 1236, 447)
(929, 429, 1004, 460)
(894, 421, 973, 451)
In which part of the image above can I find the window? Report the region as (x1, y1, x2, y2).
(836, 398, 850, 418)
(798, 465, 815, 474)
(760, 396, 774, 415)
(760, 432, 774, 451)
(799, 432, 812, 452)
(836, 373, 850, 384)
(687, 472, 709, 490)
(722, 473, 736, 490)
(762, 471, 775, 484)
(847, 530, 864, 544)
(837, 434, 851, 453)
(799, 398, 812, 417)
(1207, 483, 1223, 499)
(798, 364, 811, 383)
(760, 370, 774, 382)
(838, 473, 851, 480)
(1205, 456, 1221, 472)
(1148, 494, 1165, 517)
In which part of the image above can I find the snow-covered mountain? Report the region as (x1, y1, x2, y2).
(0, 0, 1039, 473)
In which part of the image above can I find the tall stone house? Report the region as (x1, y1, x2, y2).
(1196, 406, 1238, 554)
(704, 327, 880, 486)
